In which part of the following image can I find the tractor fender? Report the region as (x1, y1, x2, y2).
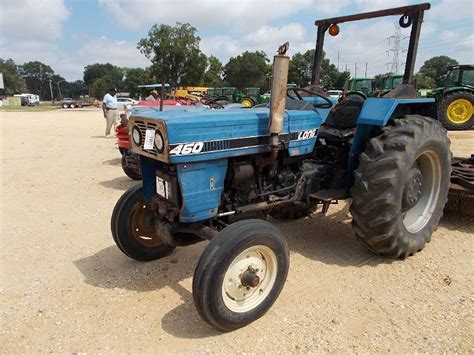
(441, 86, 474, 95)
(357, 97, 436, 126)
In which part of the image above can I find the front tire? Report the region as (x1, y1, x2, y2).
(111, 185, 175, 261)
(438, 91, 474, 130)
(350, 115, 451, 258)
(193, 220, 289, 331)
(121, 154, 142, 180)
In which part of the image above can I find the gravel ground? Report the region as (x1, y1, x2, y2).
(1, 109, 473, 353)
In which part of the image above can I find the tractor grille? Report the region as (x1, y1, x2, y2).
(134, 120, 158, 156)
(204, 140, 231, 151)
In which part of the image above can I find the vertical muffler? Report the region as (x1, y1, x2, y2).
(266, 42, 289, 171)
(269, 42, 290, 138)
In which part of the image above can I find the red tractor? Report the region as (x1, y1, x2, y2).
(116, 114, 142, 180)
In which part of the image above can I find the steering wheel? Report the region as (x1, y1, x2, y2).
(204, 97, 228, 109)
(287, 87, 333, 109)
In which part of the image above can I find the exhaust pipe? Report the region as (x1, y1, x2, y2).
(263, 42, 289, 173)
(269, 42, 290, 137)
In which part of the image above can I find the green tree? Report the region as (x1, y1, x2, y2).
(419, 56, 459, 87)
(122, 67, 149, 98)
(0, 58, 27, 95)
(224, 51, 270, 90)
(83, 63, 123, 86)
(19, 61, 55, 99)
(288, 50, 313, 87)
(203, 55, 223, 87)
(415, 73, 436, 89)
(62, 80, 89, 99)
(91, 76, 114, 99)
(288, 49, 347, 89)
(138, 22, 207, 86)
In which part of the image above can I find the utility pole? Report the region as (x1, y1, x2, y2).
(337, 52, 340, 71)
(57, 80, 65, 101)
(49, 80, 54, 103)
(345, 64, 348, 72)
(354, 63, 357, 78)
(365, 62, 368, 77)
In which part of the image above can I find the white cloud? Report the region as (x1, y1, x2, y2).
(97, 0, 355, 32)
(314, 0, 351, 15)
(428, 0, 474, 22)
(98, 0, 341, 31)
(355, 0, 410, 12)
(0, 37, 149, 80)
(201, 23, 312, 62)
(78, 36, 149, 69)
(0, 0, 69, 40)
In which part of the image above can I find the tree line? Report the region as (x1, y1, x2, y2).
(0, 22, 461, 100)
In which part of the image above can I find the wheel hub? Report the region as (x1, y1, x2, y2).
(447, 98, 472, 124)
(403, 168, 423, 210)
(402, 150, 442, 233)
(131, 202, 163, 247)
(240, 267, 261, 288)
(222, 246, 278, 313)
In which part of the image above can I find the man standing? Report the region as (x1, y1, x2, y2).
(102, 88, 119, 138)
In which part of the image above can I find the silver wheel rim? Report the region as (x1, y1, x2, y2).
(221, 245, 278, 313)
(403, 150, 442, 233)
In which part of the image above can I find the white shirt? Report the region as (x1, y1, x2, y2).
(103, 93, 118, 109)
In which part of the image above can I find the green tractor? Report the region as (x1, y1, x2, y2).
(204, 87, 238, 105)
(373, 73, 403, 97)
(206, 87, 270, 108)
(237, 87, 270, 107)
(429, 64, 474, 130)
(344, 77, 374, 101)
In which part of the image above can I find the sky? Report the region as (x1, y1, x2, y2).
(1, 0, 473, 81)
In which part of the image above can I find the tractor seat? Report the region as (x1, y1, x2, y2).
(324, 98, 363, 128)
(318, 127, 354, 141)
(318, 98, 363, 141)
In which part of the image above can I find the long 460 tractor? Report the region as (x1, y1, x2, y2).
(110, 3, 452, 331)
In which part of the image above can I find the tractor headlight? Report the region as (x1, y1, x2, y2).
(132, 126, 142, 146)
(154, 131, 164, 153)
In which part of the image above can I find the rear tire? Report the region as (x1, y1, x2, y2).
(240, 97, 254, 108)
(438, 91, 474, 130)
(193, 219, 289, 331)
(350, 115, 451, 258)
(111, 185, 175, 261)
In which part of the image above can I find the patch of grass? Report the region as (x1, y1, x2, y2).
(0, 103, 60, 112)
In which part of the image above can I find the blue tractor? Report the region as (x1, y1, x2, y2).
(111, 3, 451, 331)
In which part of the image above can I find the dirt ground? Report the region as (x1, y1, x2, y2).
(1, 108, 473, 353)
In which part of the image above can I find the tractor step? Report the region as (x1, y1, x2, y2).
(309, 189, 348, 202)
(309, 189, 348, 214)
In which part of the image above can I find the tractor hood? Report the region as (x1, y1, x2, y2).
(130, 107, 326, 163)
(133, 108, 309, 143)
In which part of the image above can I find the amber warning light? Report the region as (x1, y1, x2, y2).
(328, 24, 340, 36)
